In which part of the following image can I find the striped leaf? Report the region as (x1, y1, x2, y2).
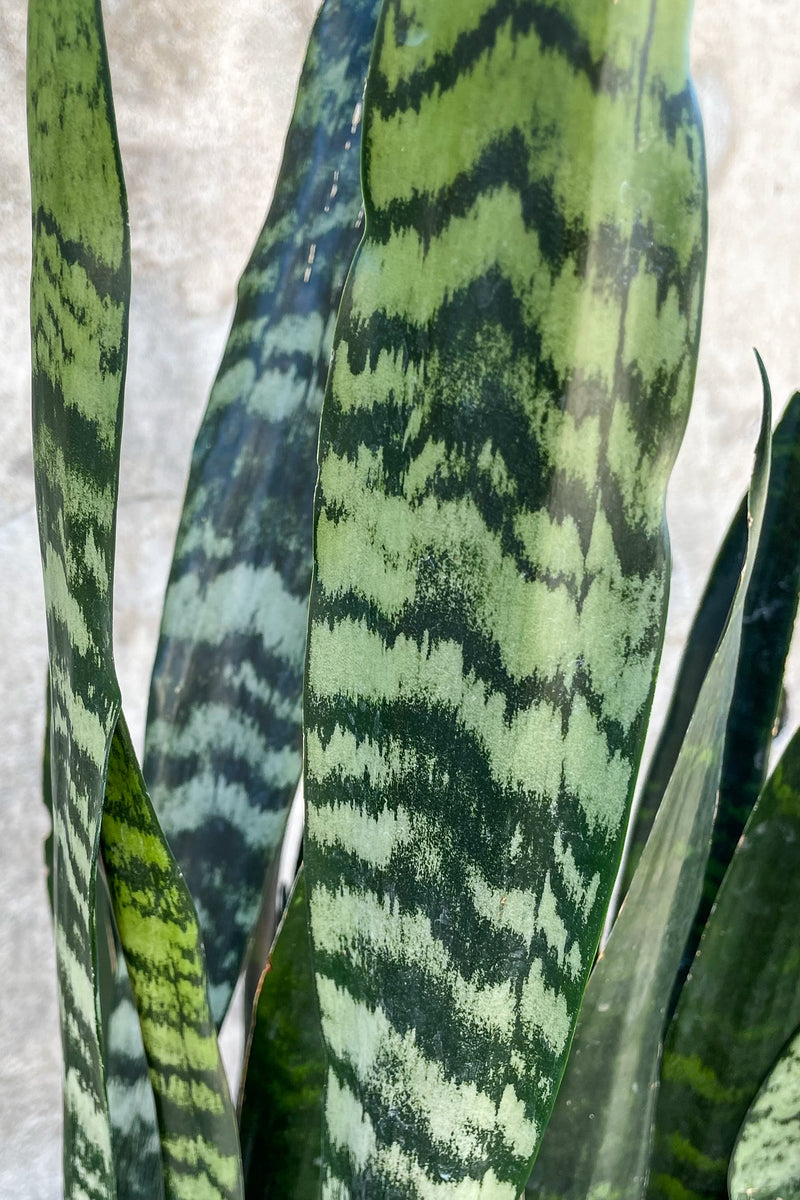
(238, 869, 326, 1199)
(304, 0, 706, 1193)
(527, 364, 771, 1200)
(101, 718, 242, 1200)
(646, 725, 800, 1200)
(28, 0, 242, 1195)
(622, 389, 800, 901)
(28, 0, 130, 1187)
(729, 1028, 800, 1200)
(143, 0, 382, 1026)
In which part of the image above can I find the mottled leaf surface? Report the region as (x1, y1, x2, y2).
(729, 1028, 800, 1200)
(143, 0, 381, 1026)
(647, 726, 800, 1200)
(304, 0, 706, 1194)
(102, 719, 242, 1200)
(28, 0, 129, 1188)
(239, 870, 326, 1199)
(527, 368, 770, 1200)
(29, 1, 242, 1195)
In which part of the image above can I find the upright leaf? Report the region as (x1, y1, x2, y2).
(238, 870, 326, 1199)
(527, 366, 770, 1200)
(143, 0, 382, 1026)
(304, 0, 706, 1193)
(647, 726, 800, 1200)
(729, 1028, 800, 1200)
(29, 1, 242, 1195)
(28, 0, 129, 1188)
(622, 390, 800, 900)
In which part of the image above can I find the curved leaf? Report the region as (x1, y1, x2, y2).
(143, 0, 382, 1026)
(102, 718, 242, 1200)
(29, 1, 242, 1194)
(647, 725, 800, 1200)
(28, 0, 130, 1187)
(238, 869, 326, 1199)
(729, 1028, 800, 1200)
(304, 0, 706, 1193)
(526, 363, 771, 1200)
(622, 390, 800, 919)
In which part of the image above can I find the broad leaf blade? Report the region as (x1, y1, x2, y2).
(143, 0, 382, 1027)
(305, 0, 706, 1193)
(729, 1028, 800, 1200)
(527, 364, 771, 1200)
(28, 0, 129, 1188)
(238, 869, 326, 1199)
(647, 726, 800, 1200)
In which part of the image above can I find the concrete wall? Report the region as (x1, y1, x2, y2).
(1, 1, 797, 1194)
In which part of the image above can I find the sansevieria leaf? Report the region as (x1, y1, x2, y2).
(28, 0, 129, 1188)
(729, 1027, 800, 1200)
(304, 0, 706, 1194)
(238, 869, 326, 1199)
(28, 0, 242, 1196)
(647, 723, 800, 1200)
(143, 0, 381, 1025)
(527, 364, 770, 1200)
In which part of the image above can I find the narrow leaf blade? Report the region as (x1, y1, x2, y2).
(142, 0, 382, 1026)
(647, 725, 800, 1200)
(527, 364, 771, 1200)
(238, 869, 326, 1199)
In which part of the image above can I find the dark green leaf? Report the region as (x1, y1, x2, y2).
(304, 0, 706, 1192)
(729, 1028, 800, 1200)
(239, 869, 326, 1200)
(142, 0, 382, 1027)
(647, 726, 800, 1200)
(526, 363, 771, 1200)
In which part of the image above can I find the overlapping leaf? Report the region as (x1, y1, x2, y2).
(238, 870, 326, 1199)
(729, 1027, 800, 1200)
(304, 0, 706, 1193)
(527, 365, 771, 1200)
(646, 724, 800, 1200)
(28, 0, 241, 1195)
(143, 0, 382, 1027)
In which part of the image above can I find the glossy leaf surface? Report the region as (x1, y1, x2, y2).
(729, 1028, 800, 1200)
(527, 367, 770, 1200)
(304, 0, 707, 1193)
(647, 726, 800, 1200)
(143, 0, 381, 1026)
(239, 870, 326, 1199)
(28, 0, 129, 1187)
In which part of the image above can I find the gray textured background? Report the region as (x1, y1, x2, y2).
(1, 1, 798, 1195)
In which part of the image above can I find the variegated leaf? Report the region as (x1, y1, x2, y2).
(647, 724, 800, 1200)
(28, 0, 242, 1195)
(143, 0, 382, 1026)
(238, 869, 326, 1199)
(29, 0, 129, 1187)
(527, 363, 771, 1200)
(729, 1028, 800, 1200)
(304, 0, 706, 1193)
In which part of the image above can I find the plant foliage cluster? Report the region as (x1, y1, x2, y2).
(25, 0, 800, 1196)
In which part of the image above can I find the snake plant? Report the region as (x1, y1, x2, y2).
(26, 0, 800, 1197)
